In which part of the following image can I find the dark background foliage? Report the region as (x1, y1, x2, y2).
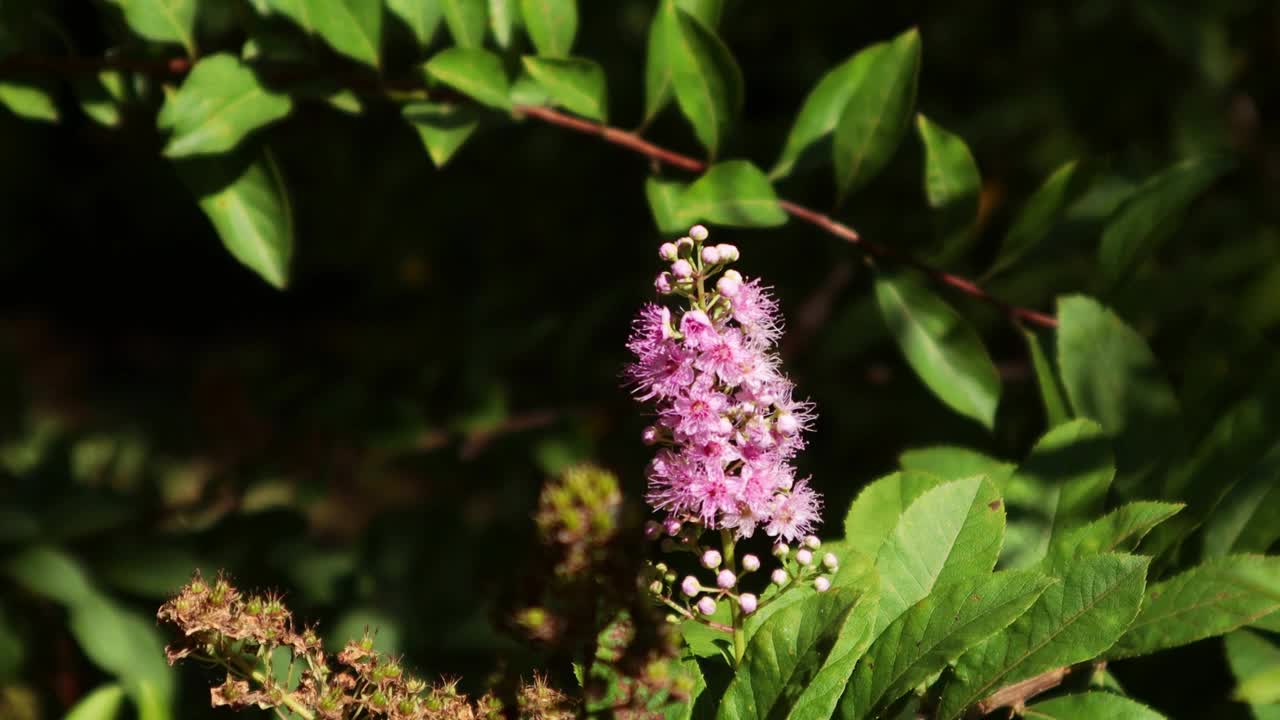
(1, 0, 1278, 717)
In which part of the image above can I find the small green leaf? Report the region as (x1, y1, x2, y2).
(642, 0, 723, 124)
(874, 269, 1002, 429)
(441, 0, 488, 47)
(1025, 692, 1166, 719)
(678, 160, 786, 228)
(936, 554, 1149, 720)
(179, 147, 294, 289)
(403, 102, 481, 167)
(1023, 326, 1071, 428)
(1204, 441, 1280, 557)
(262, 0, 383, 67)
(386, 0, 443, 49)
(988, 160, 1083, 277)
(664, 6, 743, 158)
(1056, 295, 1181, 489)
(424, 47, 512, 111)
(1109, 556, 1280, 660)
(65, 684, 127, 720)
(770, 46, 880, 181)
(646, 176, 691, 235)
(1043, 501, 1183, 574)
(833, 27, 920, 201)
(76, 71, 128, 127)
(104, 0, 196, 55)
(159, 54, 292, 158)
(1099, 155, 1233, 287)
(0, 80, 59, 122)
(840, 470, 948, 560)
(488, 0, 521, 49)
(916, 114, 981, 264)
(6, 546, 98, 606)
(519, 0, 576, 57)
(520, 56, 606, 122)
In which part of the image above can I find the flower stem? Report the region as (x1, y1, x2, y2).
(721, 529, 746, 666)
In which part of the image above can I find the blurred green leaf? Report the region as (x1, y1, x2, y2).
(520, 0, 576, 57)
(642, 0, 723, 124)
(936, 554, 1149, 719)
(770, 45, 879, 181)
(678, 160, 786, 228)
(6, 546, 98, 606)
(840, 470, 947, 559)
(660, 6, 742, 158)
(1043, 501, 1183, 574)
(424, 47, 512, 110)
(441, 0, 488, 47)
(74, 72, 128, 128)
(1226, 630, 1280, 719)
(262, 0, 383, 67)
(1023, 326, 1071, 428)
(69, 596, 174, 717)
(95, 544, 202, 599)
(403, 101, 481, 167)
(1098, 155, 1233, 287)
(104, 0, 196, 55)
(386, 0, 443, 49)
(833, 28, 920, 202)
(645, 176, 690, 234)
(988, 160, 1083, 278)
(916, 114, 981, 264)
(0, 604, 23, 681)
(1026, 693, 1166, 719)
(1204, 442, 1280, 557)
(158, 54, 292, 158)
(0, 81, 59, 123)
(329, 608, 402, 654)
(520, 56, 606, 122)
(64, 684, 126, 720)
(1238, 667, 1280, 706)
(874, 269, 1001, 429)
(488, 0, 521, 49)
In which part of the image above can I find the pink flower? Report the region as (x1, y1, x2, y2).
(731, 279, 782, 345)
(765, 481, 822, 542)
(679, 310, 717, 349)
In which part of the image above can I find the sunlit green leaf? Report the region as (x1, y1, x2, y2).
(403, 101, 481, 167)
(1226, 630, 1280, 720)
(646, 176, 691, 235)
(488, 0, 521, 49)
(988, 160, 1083, 277)
(770, 45, 880, 181)
(262, 0, 383, 67)
(1025, 692, 1166, 719)
(0, 80, 59, 122)
(424, 47, 512, 111)
(441, 0, 488, 47)
(520, 0, 576, 57)
(520, 56, 606, 122)
(678, 160, 786, 228)
(158, 54, 292, 158)
(917, 114, 981, 264)
(840, 470, 947, 560)
(833, 28, 920, 201)
(65, 684, 126, 720)
(643, 0, 723, 123)
(657, 5, 742, 157)
(104, 0, 196, 55)
(1043, 502, 1183, 574)
(386, 0, 443, 49)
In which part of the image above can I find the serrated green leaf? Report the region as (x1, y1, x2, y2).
(1099, 155, 1233, 287)
(520, 56, 606, 122)
(936, 553, 1149, 720)
(643, 0, 723, 124)
(65, 684, 127, 720)
(520, 0, 576, 57)
(646, 176, 691, 234)
(717, 589, 871, 720)
(488, 0, 521, 48)
(158, 54, 292, 158)
(1023, 326, 1071, 428)
(386, 0, 443, 49)
(180, 147, 294, 289)
(841, 470, 948, 560)
(424, 47, 512, 110)
(917, 114, 981, 264)
(403, 101, 481, 167)
(1109, 556, 1280, 660)
(0, 80, 59, 122)
(262, 0, 383, 67)
(105, 0, 196, 55)
(874, 269, 1002, 429)
(1205, 442, 1280, 557)
(1056, 295, 1181, 490)
(441, 0, 488, 47)
(988, 160, 1084, 278)
(770, 45, 880, 181)
(661, 7, 742, 158)
(785, 586, 880, 720)
(833, 27, 920, 201)
(1043, 502, 1183, 574)
(842, 570, 1053, 719)
(1025, 692, 1166, 719)
(678, 160, 786, 228)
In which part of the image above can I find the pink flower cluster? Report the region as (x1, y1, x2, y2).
(627, 226, 821, 542)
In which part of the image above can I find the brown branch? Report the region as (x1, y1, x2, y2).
(0, 52, 1058, 329)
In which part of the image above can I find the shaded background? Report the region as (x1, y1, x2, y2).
(1, 0, 1278, 717)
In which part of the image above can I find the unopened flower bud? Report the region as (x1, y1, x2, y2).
(823, 552, 839, 569)
(776, 413, 799, 435)
(701, 246, 721, 264)
(804, 535, 822, 549)
(814, 576, 831, 592)
(644, 520, 661, 539)
(658, 242, 678, 261)
(689, 225, 709, 241)
(655, 272, 674, 294)
(773, 544, 789, 558)
(649, 580, 664, 594)
(739, 593, 758, 614)
(796, 549, 813, 566)
(723, 269, 743, 283)
(741, 554, 760, 572)
(697, 596, 717, 615)
(681, 575, 699, 597)
(664, 518, 682, 536)
(642, 426, 659, 445)
(675, 237, 694, 255)
(717, 275, 742, 298)
(701, 549, 722, 569)
(671, 259, 693, 279)
(771, 568, 789, 585)
(716, 570, 736, 589)
(716, 244, 739, 262)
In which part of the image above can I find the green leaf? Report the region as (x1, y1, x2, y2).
(842, 570, 1054, 719)
(1109, 555, 1280, 660)
(158, 54, 292, 158)
(519, 0, 576, 57)
(520, 56, 606, 122)
(874, 476, 1005, 632)
(403, 101, 481, 167)
(874, 269, 1002, 429)
(75, 71, 128, 127)
(1056, 295, 1181, 489)
(770, 45, 880, 181)
(1043, 502, 1184, 575)
(1025, 692, 1166, 719)
(717, 589, 871, 720)
(1099, 155, 1233, 287)
(988, 160, 1083, 277)
(642, 0, 723, 124)
(936, 553, 1149, 720)
(833, 27, 920, 201)
(0, 604, 25, 680)
(678, 160, 786, 228)
(262, 0, 383, 67)
(898, 446, 1015, 483)
(916, 114, 981, 263)
(662, 6, 742, 158)
(1023, 326, 1071, 428)
(70, 595, 175, 714)
(104, 0, 196, 56)
(94, 544, 203, 599)
(840, 470, 948, 559)
(488, 0, 521, 49)
(6, 546, 98, 606)
(1204, 442, 1280, 557)
(441, 0, 488, 47)
(785, 586, 880, 720)
(0, 81, 59, 122)
(424, 47, 512, 111)
(646, 176, 691, 235)
(1238, 667, 1280, 707)
(386, 0, 443, 49)
(65, 684, 127, 720)
(180, 147, 294, 289)
(1226, 630, 1280, 719)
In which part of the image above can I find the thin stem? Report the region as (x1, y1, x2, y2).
(721, 529, 746, 666)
